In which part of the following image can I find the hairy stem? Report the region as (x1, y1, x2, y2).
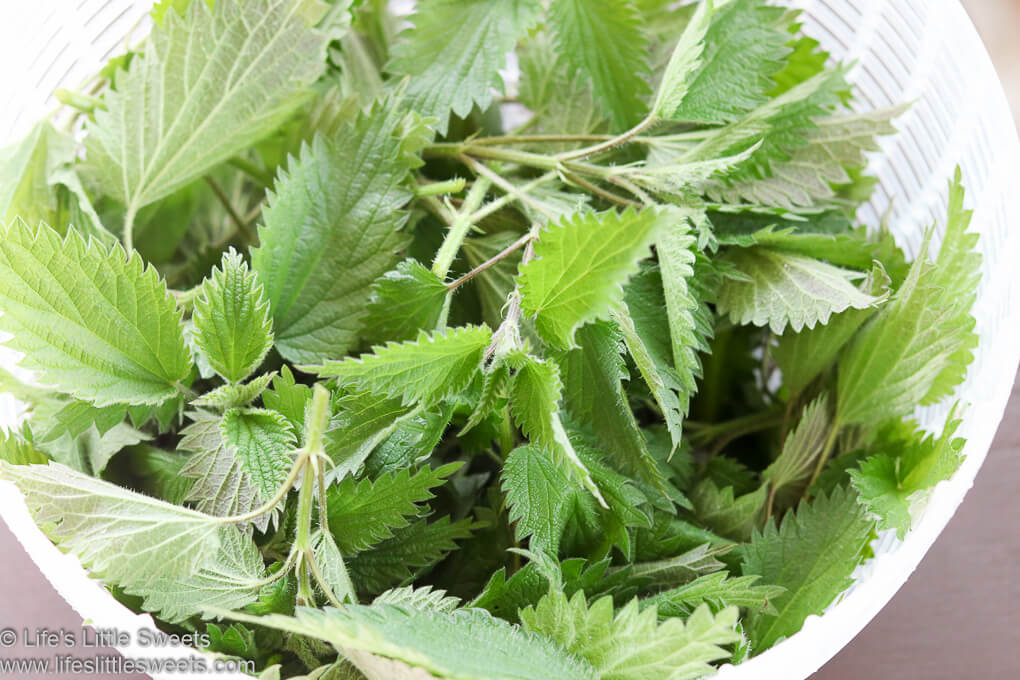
(556, 114, 659, 161)
(446, 232, 532, 292)
(432, 176, 492, 279)
(205, 176, 255, 244)
(415, 177, 466, 197)
(468, 171, 559, 223)
(123, 206, 138, 252)
(459, 155, 557, 221)
(808, 419, 842, 488)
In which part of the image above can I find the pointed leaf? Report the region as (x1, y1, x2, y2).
(363, 260, 448, 343)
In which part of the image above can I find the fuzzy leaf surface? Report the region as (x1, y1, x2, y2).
(0, 220, 190, 406)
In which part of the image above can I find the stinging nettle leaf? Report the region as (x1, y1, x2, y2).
(193, 249, 274, 383)
(652, 0, 712, 119)
(521, 591, 740, 680)
(363, 260, 448, 344)
(0, 219, 191, 407)
(192, 373, 277, 410)
(220, 408, 296, 527)
(740, 485, 874, 650)
(0, 461, 228, 591)
(387, 0, 543, 136)
(644, 571, 786, 618)
(312, 326, 490, 407)
(252, 97, 421, 364)
(222, 604, 598, 680)
(84, 0, 330, 216)
(503, 444, 574, 555)
(837, 171, 980, 425)
(716, 247, 880, 334)
(548, 0, 652, 130)
(519, 207, 667, 349)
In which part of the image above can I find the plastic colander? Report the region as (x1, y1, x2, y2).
(1, 1, 1018, 679)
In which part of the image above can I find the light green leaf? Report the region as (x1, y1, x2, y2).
(850, 414, 964, 538)
(716, 247, 880, 334)
(763, 394, 831, 498)
(263, 365, 313, 432)
(521, 592, 739, 680)
(180, 410, 268, 531)
(652, 0, 712, 118)
(773, 264, 890, 395)
(35, 401, 127, 444)
(313, 529, 356, 604)
(347, 517, 479, 593)
(548, 0, 651, 130)
(252, 96, 420, 364)
(503, 444, 574, 555)
(311, 326, 490, 407)
(362, 260, 448, 344)
(222, 604, 598, 680)
(508, 354, 604, 506)
(519, 207, 666, 349)
(644, 571, 785, 618)
(837, 171, 980, 425)
(0, 430, 49, 466)
(740, 485, 874, 650)
(324, 392, 414, 479)
(372, 586, 461, 614)
(702, 107, 904, 210)
(0, 461, 227, 590)
(193, 249, 274, 383)
(557, 322, 666, 493)
(627, 543, 730, 588)
(668, 0, 791, 124)
(192, 373, 277, 409)
(0, 219, 191, 407)
(84, 0, 329, 214)
(139, 526, 267, 624)
(387, 0, 542, 135)
(326, 463, 461, 554)
(689, 479, 767, 542)
(221, 408, 296, 526)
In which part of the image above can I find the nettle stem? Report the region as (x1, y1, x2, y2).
(123, 206, 138, 252)
(294, 461, 317, 607)
(556, 114, 659, 162)
(808, 418, 843, 488)
(446, 232, 532, 292)
(432, 176, 492, 280)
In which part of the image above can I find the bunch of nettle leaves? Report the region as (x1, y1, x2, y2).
(0, 0, 980, 678)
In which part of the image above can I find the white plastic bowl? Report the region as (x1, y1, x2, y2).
(1, 1, 1019, 679)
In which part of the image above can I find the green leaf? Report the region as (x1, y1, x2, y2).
(387, 0, 542, 135)
(850, 414, 964, 538)
(740, 485, 874, 650)
(138, 526, 267, 624)
(252, 96, 421, 364)
(0, 219, 191, 406)
(503, 444, 574, 555)
(557, 322, 666, 493)
(763, 394, 832, 499)
(324, 392, 415, 479)
(837, 171, 980, 425)
(521, 592, 739, 680)
(363, 260, 448, 343)
(627, 543, 730, 588)
(313, 529, 356, 604)
(702, 108, 904, 210)
(0, 461, 228, 590)
(179, 410, 269, 531)
(192, 373, 276, 409)
(263, 365, 313, 432)
(548, 0, 651, 130)
(519, 207, 667, 349)
(652, 0, 712, 119)
(644, 571, 785, 618)
(0, 430, 49, 466)
(221, 408, 296, 526)
(222, 603, 597, 680)
(0, 122, 110, 243)
(35, 401, 127, 444)
(773, 264, 890, 395)
(716, 247, 880, 334)
(312, 326, 490, 406)
(193, 249, 274, 383)
(507, 354, 604, 505)
(668, 0, 791, 124)
(327, 463, 461, 554)
(347, 517, 482, 592)
(689, 479, 767, 542)
(372, 586, 461, 614)
(84, 0, 329, 214)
